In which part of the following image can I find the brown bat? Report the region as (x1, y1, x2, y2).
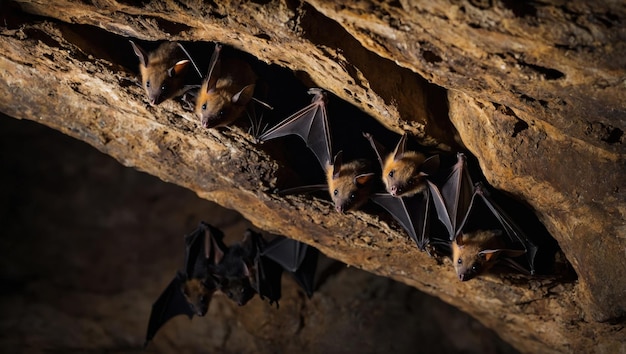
(452, 230, 525, 281)
(129, 41, 191, 106)
(195, 43, 257, 128)
(257, 88, 375, 213)
(380, 134, 433, 197)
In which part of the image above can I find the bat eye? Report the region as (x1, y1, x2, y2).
(333, 189, 339, 196)
(388, 170, 394, 178)
(457, 258, 462, 265)
(407, 179, 414, 186)
(200, 295, 208, 303)
(161, 84, 167, 92)
(146, 80, 150, 88)
(471, 265, 478, 272)
(202, 103, 207, 110)
(350, 193, 356, 200)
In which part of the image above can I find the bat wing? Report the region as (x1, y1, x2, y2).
(440, 153, 475, 239)
(257, 88, 332, 169)
(261, 236, 318, 297)
(470, 183, 538, 274)
(370, 192, 431, 251)
(144, 273, 195, 347)
(184, 222, 227, 278)
(363, 132, 387, 169)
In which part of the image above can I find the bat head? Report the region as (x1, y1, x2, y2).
(382, 150, 428, 197)
(327, 154, 375, 213)
(451, 230, 505, 281)
(195, 82, 255, 128)
(130, 41, 190, 106)
(181, 277, 216, 316)
(216, 276, 256, 306)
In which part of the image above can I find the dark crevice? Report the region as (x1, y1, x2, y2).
(518, 61, 565, 80)
(501, 0, 537, 18)
(422, 50, 443, 64)
(145, 15, 192, 36)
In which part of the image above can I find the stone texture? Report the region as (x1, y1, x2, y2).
(0, 116, 516, 353)
(0, 0, 625, 352)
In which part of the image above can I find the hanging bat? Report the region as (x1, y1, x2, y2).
(144, 222, 223, 346)
(257, 88, 375, 213)
(129, 40, 192, 106)
(365, 133, 440, 197)
(433, 153, 538, 280)
(195, 43, 257, 128)
(364, 132, 444, 251)
(260, 236, 319, 297)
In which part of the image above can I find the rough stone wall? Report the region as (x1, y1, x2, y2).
(0, 1, 624, 353)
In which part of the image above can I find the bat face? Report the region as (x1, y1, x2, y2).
(130, 41, 190, 106)
(452, 230, 504, 281)
(195, 83, 253, 128)
(216, 276, 256, 306)
(382, 151, 427, 197)
(326, 159, 375, 213)
(181, 278, 215, 316)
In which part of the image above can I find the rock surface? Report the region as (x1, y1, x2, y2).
(0, 1, 624, 353)
(0, 116, 516, 353)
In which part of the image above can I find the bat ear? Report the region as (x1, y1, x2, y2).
(168, 60, 190, 77)
(332, 151, 344, 178)
(392, 133, 408, 161)
(455, 232, 465, 246)
(129, 40, 149, 67)
(421, 155, 440, 176)
(354, 173, 375, 187)
(241, 261, 251, 277)
(232, 84, 256, 106)
(478, 249, 501, 262)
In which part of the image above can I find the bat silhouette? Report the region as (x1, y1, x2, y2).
(145, 223, 318, 345)
(257, 89, 375, 213)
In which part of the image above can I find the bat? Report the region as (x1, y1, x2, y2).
(365, 133, 440, 197)
(432, 153, 538, 280)
(364, 132, 443, 251)
(260, 236, 319, 297)
(452, 229, 526, 281)
(257, 88, 375, 213)
(129, 40, 191, 106)
(195, 42, 257, 128)
(145, 222, 223, 346)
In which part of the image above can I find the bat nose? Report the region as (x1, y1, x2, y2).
(336, 205, 345, 213)
(459, 273, 465, 281)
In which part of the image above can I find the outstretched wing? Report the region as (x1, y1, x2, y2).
(370, 192, 431, 251)
(257, 88, 332, 169)
(261, 236, 318, 298)
(438, 153, 475, 240)
(144, 273, 194, 347)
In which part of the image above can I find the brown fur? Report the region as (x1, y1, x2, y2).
(326, 158, 374, 213)
(130, 41, 190, 106)
(382, 150, 427, 197)
(181, 278, 213, 316)
(195, 59, 257, 128)
(451, 230, 506, 281)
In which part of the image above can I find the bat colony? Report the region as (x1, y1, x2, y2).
(130, 40, 540, 343)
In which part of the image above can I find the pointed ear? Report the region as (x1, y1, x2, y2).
(241, 262, 250, 277)
(129, 40, 149, 67)
(392, 133, 408, 161)
(354, 173, 375, 187)
(232, 84, 255, 106)
(478, 249, 502, 262)
(455, 232, 465, 246)
(167, 59, 190, 77)
(332, 151, 344, 178)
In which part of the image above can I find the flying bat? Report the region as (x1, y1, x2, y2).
(129, 40, 192, 106)
(257, 88, 375, 213)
